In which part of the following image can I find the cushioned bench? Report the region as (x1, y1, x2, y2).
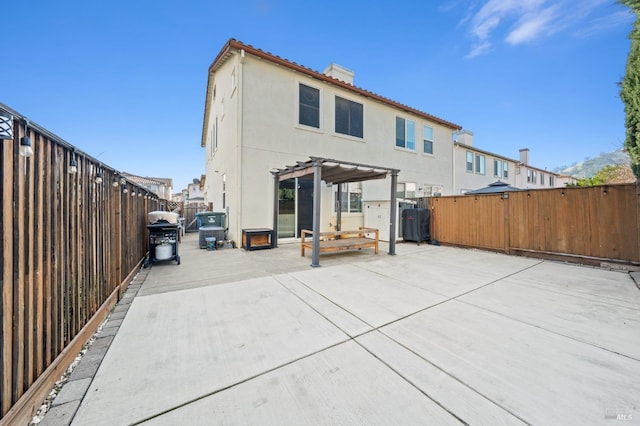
(300, 227, 379, 257)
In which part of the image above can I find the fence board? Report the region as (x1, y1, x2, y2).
(1, 132, 13, 415)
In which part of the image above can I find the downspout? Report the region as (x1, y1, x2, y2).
(236, 49, 245, 242)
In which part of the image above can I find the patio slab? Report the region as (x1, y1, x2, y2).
(289, 264, 448, 328)
(47, 233, 639, 426)
(380, 300, 640, 426)
(71, 276, 348, 425)
(458, 267, 640, 358)
(363, 245, 541, 298)
(142, 341, 460, 425)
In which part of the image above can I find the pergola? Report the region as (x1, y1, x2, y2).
(271, 157, 400, 267)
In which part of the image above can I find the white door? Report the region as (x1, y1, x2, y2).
(364, 202, 390, 241)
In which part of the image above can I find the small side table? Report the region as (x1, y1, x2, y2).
(242, 228, 275, 251)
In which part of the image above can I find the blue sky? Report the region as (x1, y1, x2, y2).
(2, 0, 634, 192)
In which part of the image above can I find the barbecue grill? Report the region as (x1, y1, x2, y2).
(144, 221, 180, 267)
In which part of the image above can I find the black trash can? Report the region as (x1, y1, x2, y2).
(402, 208, 430, 245)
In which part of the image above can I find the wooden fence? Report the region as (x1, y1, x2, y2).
(422, 183, 639, 267)
(1, 106, 162, 425)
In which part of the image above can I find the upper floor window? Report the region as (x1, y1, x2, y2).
(532, 171, 537, 184)
(493, 159, 502, 178)
(335, 96, 363, 138)
(503, 162, 508, 179)
(395, 117, 415, 150)
(299, 84, 320, 128)
(540, 173, 545, 185)
(549, 175, 555, 186)
(475, 154, 485, 175)
(527, 169, 531, 183)
(466, 152, 474, 172)
(423, 125, 433, 154)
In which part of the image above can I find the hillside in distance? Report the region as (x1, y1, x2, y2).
(554, 149, 631, 179)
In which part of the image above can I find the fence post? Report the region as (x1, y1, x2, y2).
(504, 194, 510, 255)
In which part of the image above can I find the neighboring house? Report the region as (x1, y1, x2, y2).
(514, 149, 576, 188)
(453, 130, 574, 193)
(183, 180, 205, 205)
(201, 39, 462, 242)
(122, 173, 173, 200)
(454, 130, 518, 194)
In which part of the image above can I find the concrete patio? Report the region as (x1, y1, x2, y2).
(41, 233, 640, 425)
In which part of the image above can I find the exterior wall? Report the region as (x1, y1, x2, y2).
(204, 50, 457, 241)
(203, 53, 242, 236)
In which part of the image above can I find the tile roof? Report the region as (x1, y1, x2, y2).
(122, 173, 173, 187)
(202, 38, 462, 147)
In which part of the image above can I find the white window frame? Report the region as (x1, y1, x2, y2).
(423, 184, 443, 197)
(493, 159, 502, 178)
(395, 117, 415, 150)
(475, 154, 485, 175)
(335, 95, 364, 139)
(466, 152, 474, 173)
(333, 182, 363, 213)
(423, 125, 433, 154)
(297, 82, 322, 130)
(405, 182, 416, 198)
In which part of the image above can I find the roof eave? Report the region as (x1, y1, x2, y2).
(205, 39, 462, 131)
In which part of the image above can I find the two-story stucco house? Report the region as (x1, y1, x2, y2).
(201, 39, 462, 242)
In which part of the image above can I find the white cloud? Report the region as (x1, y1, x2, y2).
(573, 10, 635, 38)
(462, 0, 629, 58)
(505, 5, 559, 44)
(466, 40, 492, 58)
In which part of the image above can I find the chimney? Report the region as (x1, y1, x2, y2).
(323, 63, 354, 85)
(519, 148, 530, 165)
(456, 129, 474, 146)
